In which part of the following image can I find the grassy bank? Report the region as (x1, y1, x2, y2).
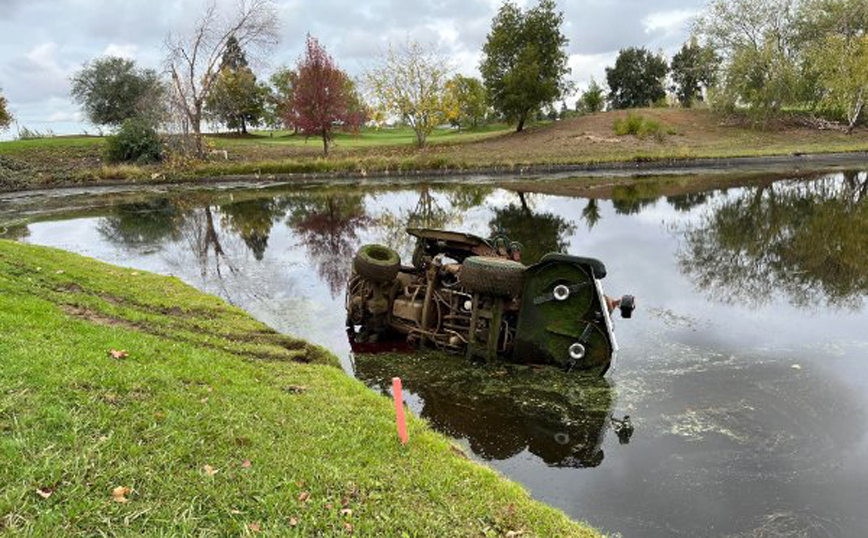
(0, 240, 599, 537)
(3, 109, 868, 192)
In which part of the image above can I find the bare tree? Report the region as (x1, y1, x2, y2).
(164, 0, 278, 154)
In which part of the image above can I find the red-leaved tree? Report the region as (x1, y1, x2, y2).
(289, 35, 366, 156)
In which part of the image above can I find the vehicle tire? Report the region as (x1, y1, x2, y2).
(354, 244, 401, 282)
(460, 256, 525, 297)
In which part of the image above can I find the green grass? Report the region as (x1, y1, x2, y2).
(0, 240, 599, 537)
(211, 124, 514, 149)
(0, 136, 104, 155)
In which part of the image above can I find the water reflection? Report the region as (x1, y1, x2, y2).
(285, 193, 370, 297)
(5, 170, 868, 538)
(489, 192, 576, 264)
(353, 353, 615, 468)
(677, 172, 868, 308)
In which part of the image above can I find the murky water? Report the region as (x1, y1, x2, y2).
(2, 170, 867, 538)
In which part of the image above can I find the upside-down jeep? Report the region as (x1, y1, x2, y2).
(346, 229, 635, 376)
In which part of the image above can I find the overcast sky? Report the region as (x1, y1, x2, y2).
(0, 0, 705, 136)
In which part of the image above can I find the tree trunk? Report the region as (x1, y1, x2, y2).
(241, 116, 248, 135)
(516, 111, 527, 133)
(322, 131, 329, 156)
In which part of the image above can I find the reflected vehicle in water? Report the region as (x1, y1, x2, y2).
(354, 352, 620, 467)
(346, 228, 635, 375)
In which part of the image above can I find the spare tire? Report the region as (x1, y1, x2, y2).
(460, 256, 525, 297)
(354, 244, 401, 282)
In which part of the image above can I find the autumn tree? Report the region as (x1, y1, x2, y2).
(70, 56, 165, 127)
(480, 0, 571, 132)
(606, 47, 668, 109)
(445, 75, 488, 130)
(289, 35, 366, 156)
(0, 88, 12, 131)
(670, 39, 720, 107)
(165, 0, 278, 153)
(366, 39, 451, 148)
(206, 36, 267, 134)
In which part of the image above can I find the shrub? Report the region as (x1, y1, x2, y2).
(613, 113, 667, 140)
(105, 119, 163, 164)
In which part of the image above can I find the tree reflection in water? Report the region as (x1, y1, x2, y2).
(376, 184, 492, 255)
(678, 172, 868, 308)
(489, 192, 576, 264)
(97, 199, 187, 253)
(286, 193, 370, 297)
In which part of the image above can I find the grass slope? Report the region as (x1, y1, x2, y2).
(0, 240, 599, 537)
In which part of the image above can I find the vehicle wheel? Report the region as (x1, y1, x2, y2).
(354, 244, 401, 283)
(460, 256, 525, 297)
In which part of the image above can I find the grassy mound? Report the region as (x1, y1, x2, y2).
(0, 240, 599, 537)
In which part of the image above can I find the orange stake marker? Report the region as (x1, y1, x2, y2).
(392, 377, 408, 445)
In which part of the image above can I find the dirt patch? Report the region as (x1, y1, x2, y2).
(61, 304, 140, 330)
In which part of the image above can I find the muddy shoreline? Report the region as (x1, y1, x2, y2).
(4, 150, 868, 195)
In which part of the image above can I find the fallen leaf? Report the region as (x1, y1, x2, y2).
(230, 509, 242, 515)
(108, 349, 129, 360)
(344, 522, 353, 534)
(325, 503, 333, 510)
(247, 522, 261, 533)
(35, 487, 53, 499)
(55, 270, 65, 275)
(154, 411, 164, 420)
(289, 517, 299, 527)
(112, 486, 131, 503)
(203, 465, 218, 476)
(341, 508, 353, 517)
(241, 459, 252, 469)
(298, 491, 310, 502)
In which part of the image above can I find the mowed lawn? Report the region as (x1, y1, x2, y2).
(0, 240, 599, 537)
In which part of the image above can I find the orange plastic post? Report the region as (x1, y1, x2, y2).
(392, 377, 408, 445)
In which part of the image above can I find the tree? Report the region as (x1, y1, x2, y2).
(444, 75, 488, 130)
(266, 67, 298, 131)
(165, 0, 278, 154)
(670, 40, 720, 107)
(290, 35, 366, 156)
(606, 47, 668, 109)
(694, 0, 804, 117)
(366, 39, 451, 148)
(577, 78, 605, 114)
(205, 37, 266, 134)
(70, 56, 165, 127)
(0, 89, 12, 131)
(801, 0, 868, 131)
(480, 0, 571, 132)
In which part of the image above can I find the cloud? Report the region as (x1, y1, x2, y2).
(3, 42, 74, 103)
(103, 43, 139, 59)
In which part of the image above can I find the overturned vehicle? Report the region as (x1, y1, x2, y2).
(346, 229, 635, 376)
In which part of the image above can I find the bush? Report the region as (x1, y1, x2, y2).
(105, 119, 163, 164)
(613, 113, 667, 140)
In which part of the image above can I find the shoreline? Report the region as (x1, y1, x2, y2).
(3, 149, 868, 196)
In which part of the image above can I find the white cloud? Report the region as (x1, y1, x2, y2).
(103, 43, 139, 59)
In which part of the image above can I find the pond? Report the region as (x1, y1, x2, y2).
(2, 170, 867, 538)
